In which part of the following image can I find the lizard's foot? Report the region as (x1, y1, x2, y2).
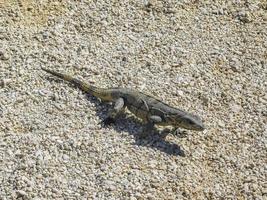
(102, 117, 115, 126)
(172, 128, 187, 138)
(160, 128, 187, 138)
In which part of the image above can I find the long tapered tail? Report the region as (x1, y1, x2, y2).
(41, 67, 110, 100)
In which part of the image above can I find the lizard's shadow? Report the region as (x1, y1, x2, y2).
(113, 116, 185, 157)
(88, 95, 185, 157)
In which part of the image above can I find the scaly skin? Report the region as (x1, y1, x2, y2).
(42, 68, 205, 136)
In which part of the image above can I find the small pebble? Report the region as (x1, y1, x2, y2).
(0, 51, 9, 60)
(16, 190, 27, 197)
(0, 79, 12, 87)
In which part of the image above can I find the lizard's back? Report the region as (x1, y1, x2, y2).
(120, 89, 185, 124)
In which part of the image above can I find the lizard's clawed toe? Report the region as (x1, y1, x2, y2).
(172, 129, 187, 138)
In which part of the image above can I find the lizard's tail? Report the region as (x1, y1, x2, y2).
(41, 67, 110, 100)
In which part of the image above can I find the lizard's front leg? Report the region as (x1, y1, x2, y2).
(103, 98, 125, 125)
(172, 128, 187, 138)
(160, 127, 187, 138)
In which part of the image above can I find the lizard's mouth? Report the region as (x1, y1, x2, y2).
(194, 125, 205, 131)
(178, 122, 205, 131)
(190, 123, 205, 131)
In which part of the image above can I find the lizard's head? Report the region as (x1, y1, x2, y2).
(167, 113, 205, 131)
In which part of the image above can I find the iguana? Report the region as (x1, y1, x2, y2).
(41, 68, 205, 137)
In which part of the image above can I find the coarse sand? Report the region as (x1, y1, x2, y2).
(0, 0, 266, 199)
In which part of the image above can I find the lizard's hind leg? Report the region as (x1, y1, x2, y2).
(103, 98, 125, 125)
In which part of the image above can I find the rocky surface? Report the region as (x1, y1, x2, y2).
(0, 0, 266, 199)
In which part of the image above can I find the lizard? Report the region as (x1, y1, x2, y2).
(41, 67, 205, 138)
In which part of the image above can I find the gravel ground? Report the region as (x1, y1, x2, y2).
(0, 0, 266, 199)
